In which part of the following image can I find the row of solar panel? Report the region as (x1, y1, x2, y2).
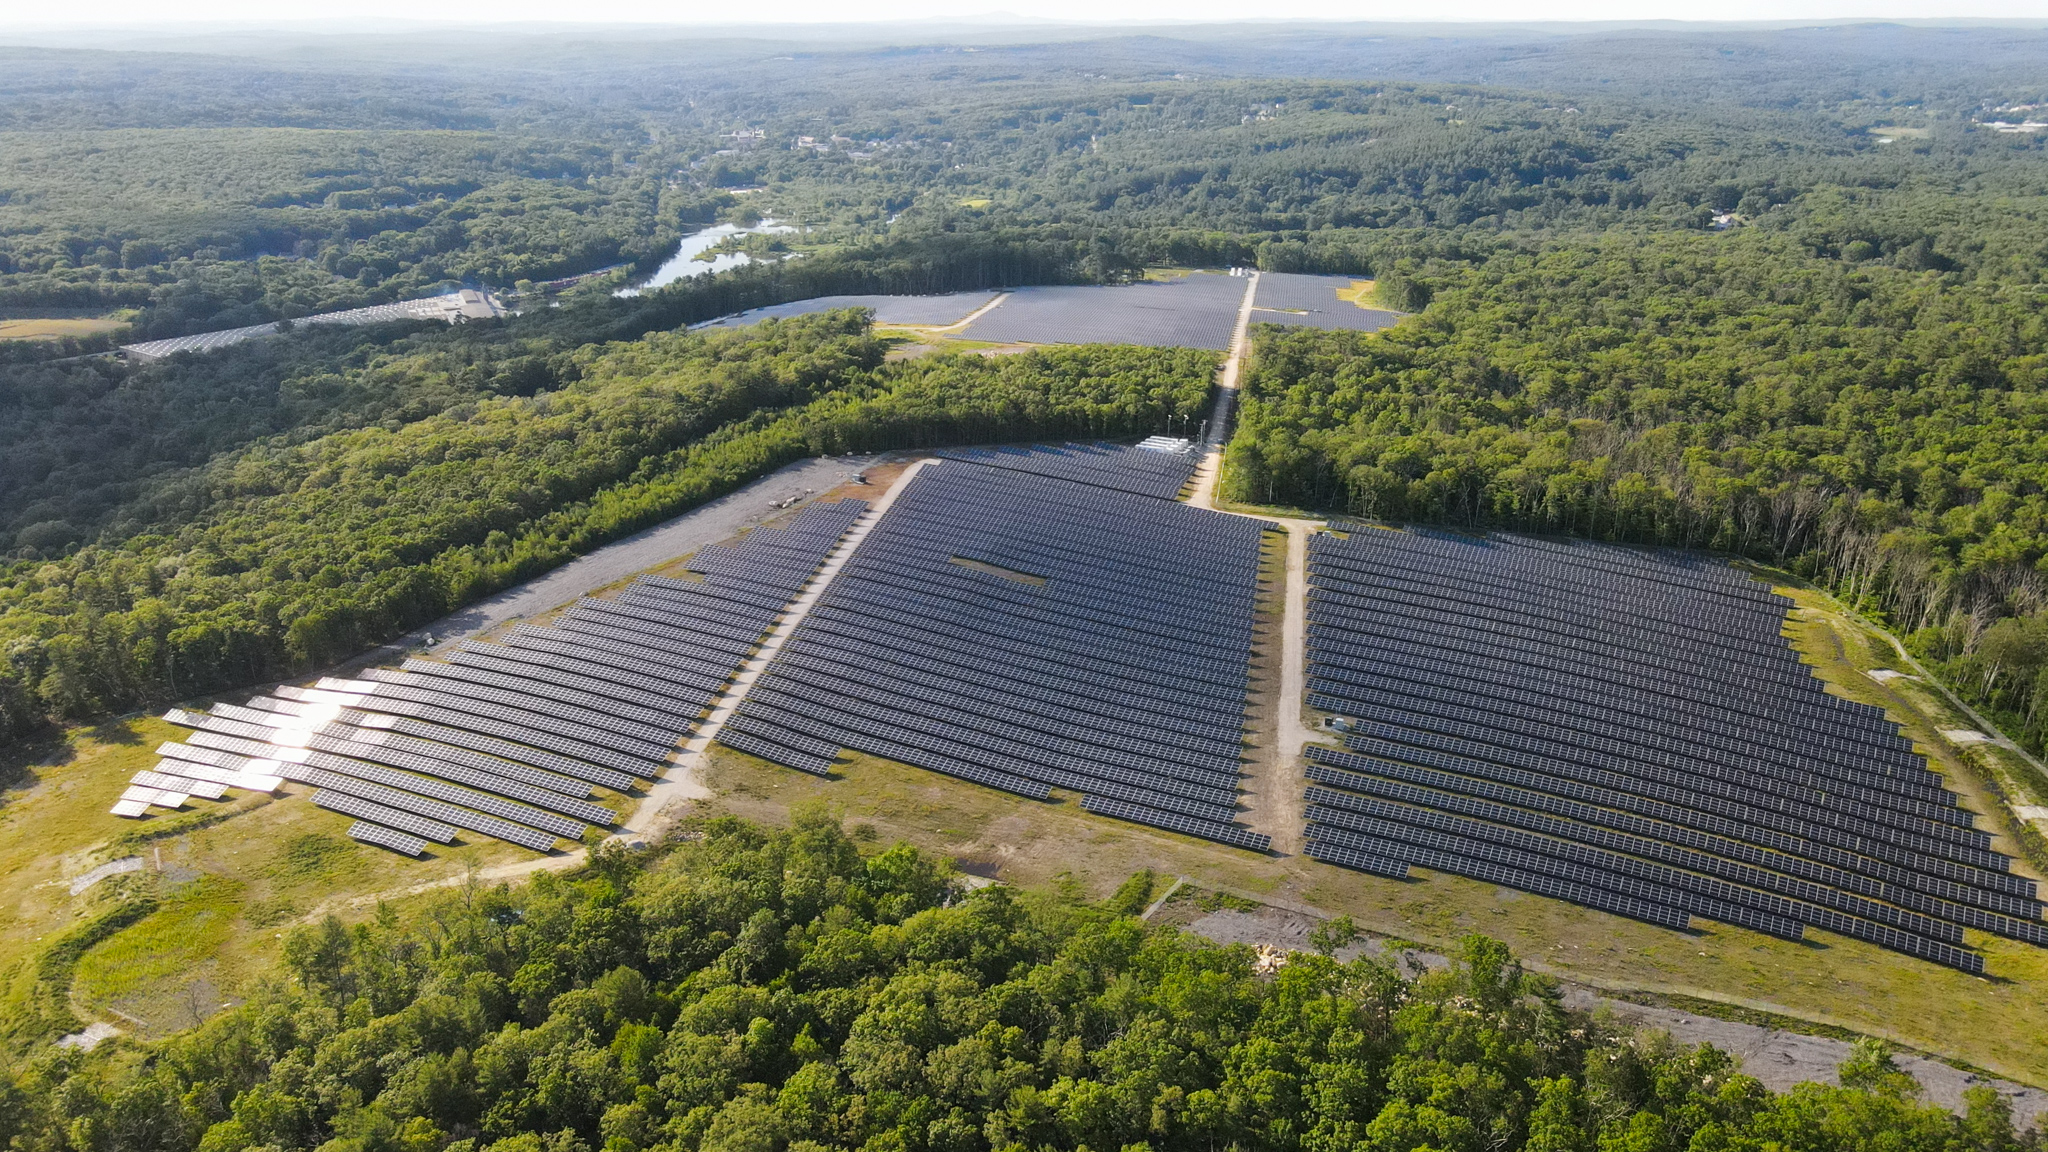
(905, 459, 1251, 530)
(1306, 760, 2048, 948)
(1306, 801, 1986, 973)
(1308, 536, 1804, 648)
(1309, 539, 1786, 627)
(835, 564, 1258, 683)
(880, 490, 1267, 581)
(824, 584, 1255, 708)
(1302, 750, 2043, 941)
(1309, 687, 1986, 871)
(1304, 592, 1848, 712)
(811, 602, 1253, 725)
(1307, 578, 1815, 688)
(1310, 784, 1969, 948)
(171, 708, 588, 836)
(1301, 526, 2030, 972)
(776, 630, 1245, 765)
(1393, 529, 1783, 606)
(1337, 524, 1780, 607)
(1312, 665, 1942, 807)
(802, 608, 1247, 735)
(933, 442, 1200, 501)
(738, 685, 1243, 824)
(1308, 550, 1789, 646)
(1308, 668, 1963, 834)
(747, 672, 1240, 806)
(1306, 607, 1911, 756)
(137, 498, 872, 852)
(860, 548, 1261, 644)
(1320, 699, 2020, 895)
(860, 531, 1263, 634)
(906, 471, 1269, 554)
(215, 701, 612, 820)
(1317, 726, 2035, 917)
(733, 459, 1273, 851)
(1307, 651, 1954, 821)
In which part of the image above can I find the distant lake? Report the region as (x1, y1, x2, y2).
(616, 219, 798, 296)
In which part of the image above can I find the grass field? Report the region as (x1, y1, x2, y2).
(0, 715, 530, 1045)
(1335, 279, 1378, 307)
(0, 316, 128, 341)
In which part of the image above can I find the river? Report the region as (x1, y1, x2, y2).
(615, 219, 798, 296)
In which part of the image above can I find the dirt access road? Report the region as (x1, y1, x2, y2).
(1185, 271, 1318, 855)
(384, 454, 877, 660)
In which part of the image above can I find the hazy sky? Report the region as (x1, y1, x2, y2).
(10, 0, 2048, 29)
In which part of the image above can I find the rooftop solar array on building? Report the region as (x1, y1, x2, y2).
(724, 459, 1275, 850)
(135, 499, 869, 853)
(1250, 273, 1403, 333)
(1302, 526, 2046, 973)
(933, 442, 1201, 499)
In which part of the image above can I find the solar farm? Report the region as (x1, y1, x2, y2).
(694, 291, 1000, 330)
(1251, 272, 1402, 332)
(687, 270, 1399, 347)
(1300, 526, 2042, 974)
(133, 500, 868, 853)
(722, 452, 1275, 849)
(120, 290, 507, 360)
(102, 422, 2048, 982)
(957, 275, 1247, 349)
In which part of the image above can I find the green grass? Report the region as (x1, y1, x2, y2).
(0, 316, 127, 341)
(0, 713, 530, 1045)
(74, 874, 243, 1005)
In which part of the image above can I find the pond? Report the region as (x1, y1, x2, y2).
(616, 219, 798, 296)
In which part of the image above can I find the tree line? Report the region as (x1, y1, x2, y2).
(1, 810, 2029, 1152)
(0, 311, 1215, 740)
(1220, 195, 2048, 758)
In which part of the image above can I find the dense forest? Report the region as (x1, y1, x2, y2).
(2, 811, 2033, 1152)
(4, 23, 2041, 340)
(1220, 180, 2048, 751)
(2, 22, 2046, 743)
(0, 309, 1214, 734)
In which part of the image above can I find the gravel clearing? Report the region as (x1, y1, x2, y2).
(1181, 903, 2046, 1126)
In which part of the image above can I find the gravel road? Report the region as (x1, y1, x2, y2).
(382, 455, 877, 657)
(1181, 904, 2046, 1128)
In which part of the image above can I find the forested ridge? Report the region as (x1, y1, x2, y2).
(2, 811, 2033, 1152)
(2, 23, 2046, 744)
(4, 23, 2040, 341)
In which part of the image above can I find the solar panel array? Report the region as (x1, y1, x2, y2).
(137, 499, 870, 854)
(1249, 273, 1403, 333)
(933, 442, 1201, 499)
(957, 276, 1246, 349)
(693, 291, 1000, 330)
(121, 292, 498, 360)
(724, 459, 1275, 850)
(1301, 526, 2044, 973)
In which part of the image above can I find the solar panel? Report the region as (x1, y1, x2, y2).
(347, 821, 430, 857)
(724, 461, 1271, 848)
(1298, 524, 2029, 973)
